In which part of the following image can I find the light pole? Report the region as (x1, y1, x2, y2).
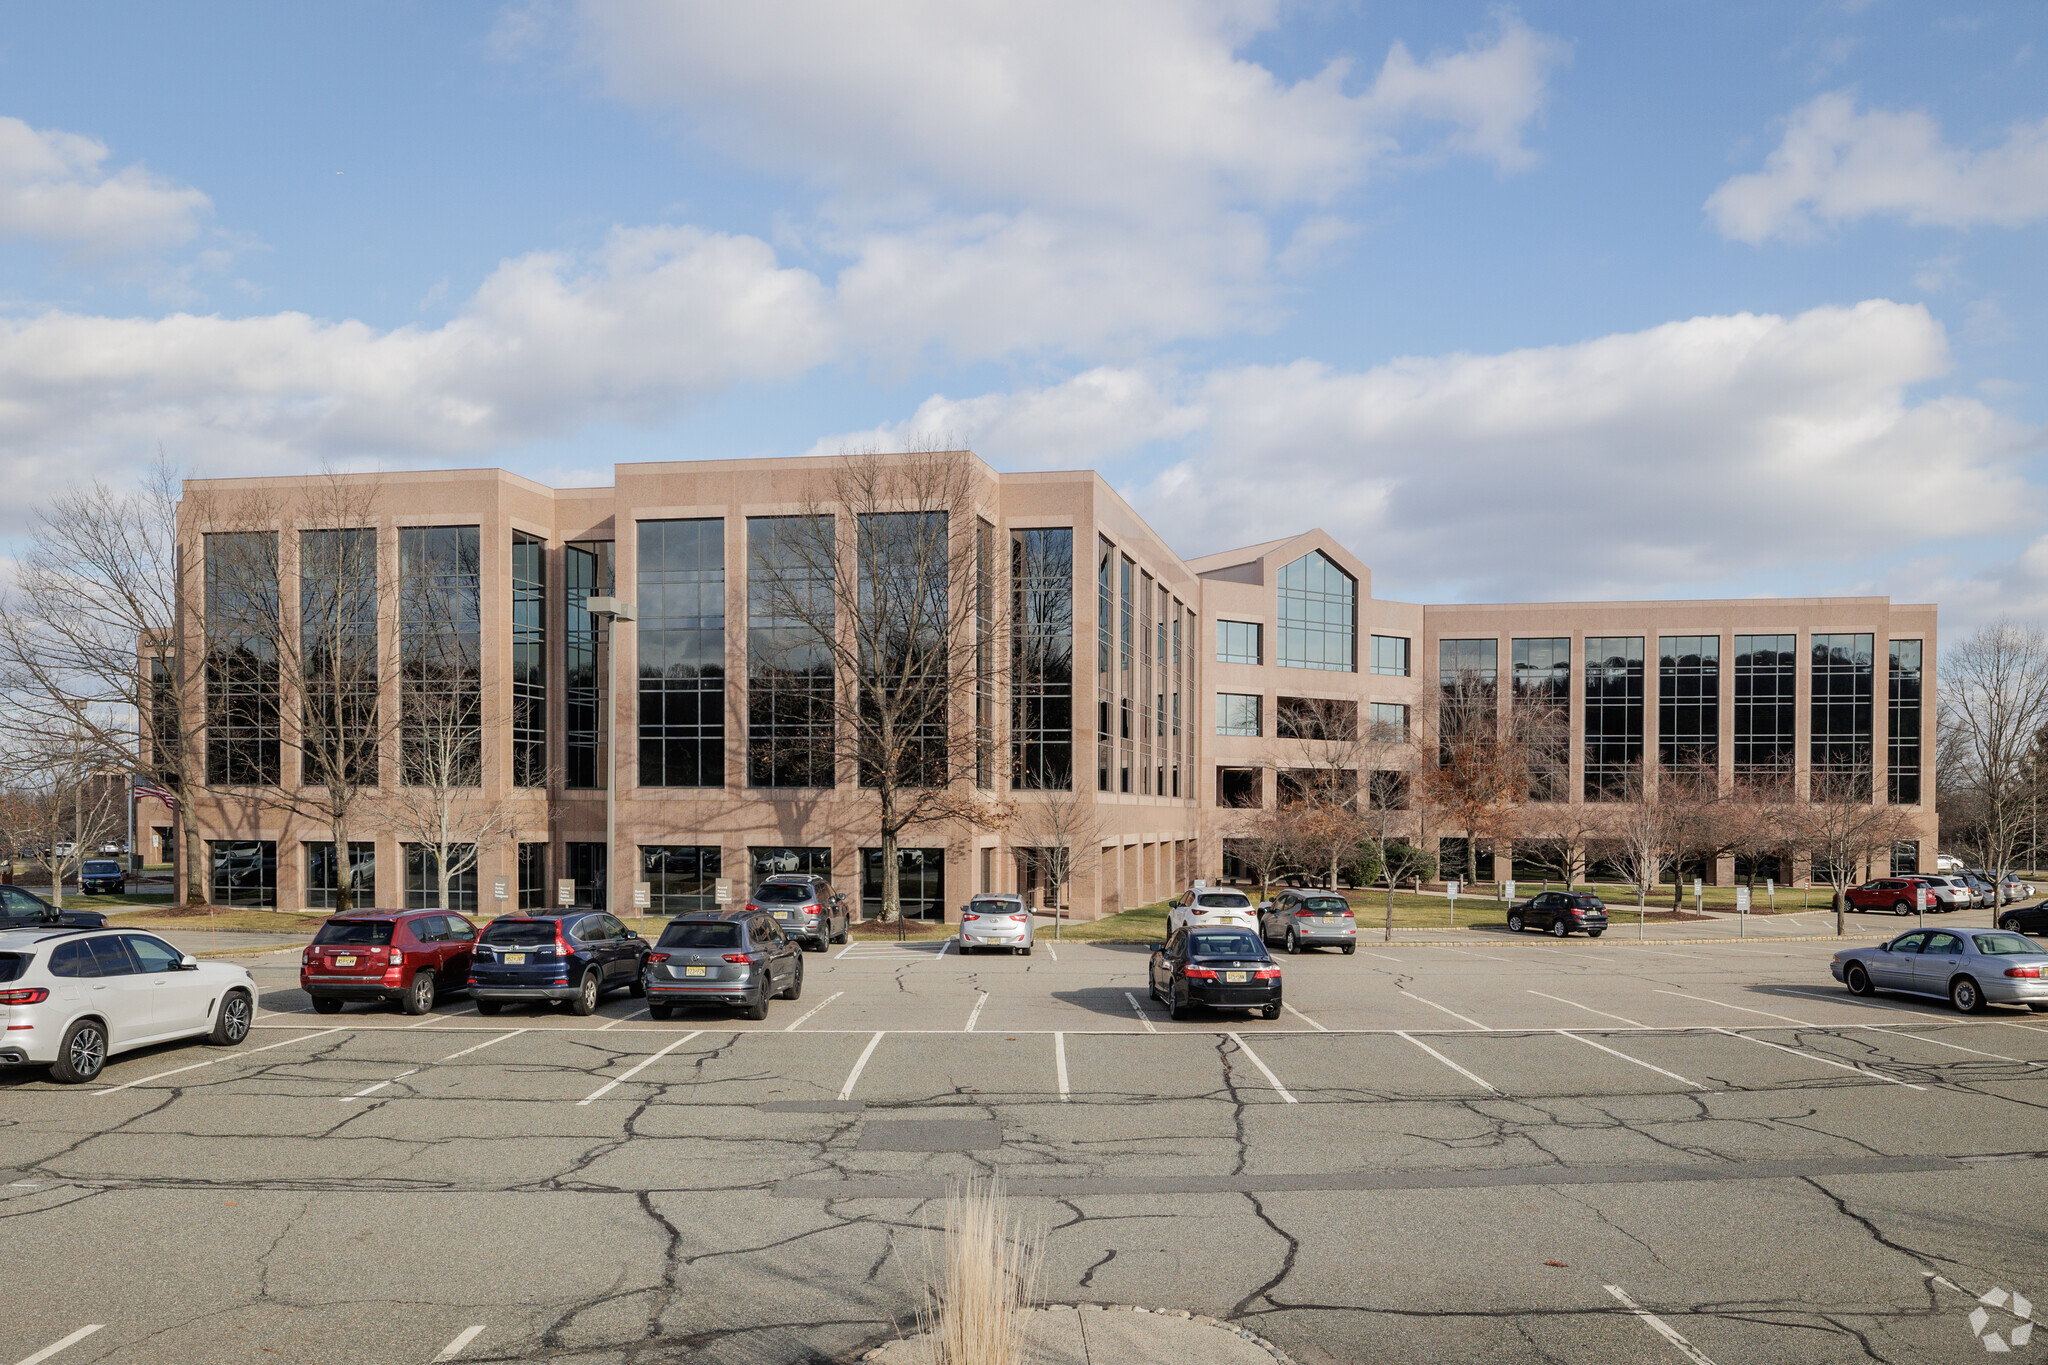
(584, 595, 635, 913)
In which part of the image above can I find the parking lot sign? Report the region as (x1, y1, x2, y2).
(714, 878, 733, 904)
(557, 878, 574, 908)
(634, 882, 651, 910)
(492, 876, 508, 901)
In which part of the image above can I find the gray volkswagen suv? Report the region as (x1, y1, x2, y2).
(746, 875, 850, 951)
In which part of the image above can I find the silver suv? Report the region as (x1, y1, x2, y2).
(746, 875, 849, 951)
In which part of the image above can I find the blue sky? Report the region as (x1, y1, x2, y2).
(1, 2, 2043, 623)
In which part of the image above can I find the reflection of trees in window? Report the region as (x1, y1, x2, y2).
(976, 520, 995, 789)
(1734, 635, 1796, 785)
(306, 841, 375, 910)
(399, 526, 482, 786)
(1010, 527, 1073, 790)
(1216, 693, 1261, 736)
(1097, 537, 1112, 793)
(642, 844, 722, 916)
(1437, 639, 1497, 766)
(404, 842, 477, 911)
(861, 846, 945, 919)
(205, 532, 280, 786)
(1583, 637, 1644, 800)
(1139, 570, 1153, 793)
(859, 512, 949, 788)
(1218, 766, 1262, 807)
(1513, 638, 1569, 802)
(1369, 703, 1409, 742)
(512, 532, 546, 787)
(639, 518, 726, 788)
(564, 541, 613, 789)
(1812, 633, 1874, 801)
(1658, 636, 1719, 772)
(1888, 639, 1922, 804)
(1277, 551, 1356, 672)
(1119, 556, 1133, 792)
(1278, 696, 1357, 740)
(748, 516, 832, 788)
(1370, 635, 1409, 677)
(1173, 603, 1187, 797)
(300, 528, 379, 789)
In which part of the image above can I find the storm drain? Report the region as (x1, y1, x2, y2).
(856, 1119, 1002, 1151)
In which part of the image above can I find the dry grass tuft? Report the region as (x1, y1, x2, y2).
(916, 1177, 1042, 1365)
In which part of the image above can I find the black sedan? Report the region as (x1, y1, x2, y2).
(1507, 891, 1608, 938)
(0, 884, 107, 930)
(1148, 927, 1281, 1021)
(1998, 900, 2048, 936)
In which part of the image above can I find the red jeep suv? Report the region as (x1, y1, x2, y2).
(301, 909, 479, 1015)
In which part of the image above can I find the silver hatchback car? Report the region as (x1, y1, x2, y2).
(1833, 928, 2048, 1014)
(957, 895, 1034, 955)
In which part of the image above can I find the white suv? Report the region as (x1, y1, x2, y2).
(0, 928, 259, 1084)
(1167, 887, 1259, 935)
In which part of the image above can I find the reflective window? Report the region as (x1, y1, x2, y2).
(1438, 639, 1497, 767)
(1889, 640, 1922, 805)
(210, 839, 276, 908)
(857, 512, 950, 789)
(640, 518, 727, 788)
(518, 842, 547, 909)
(1513, 638, 1570, 801)
(404, 843, 477, 912)
(1812, 634, 1875, 801)
(512, 531, 547, 787)
(1734, 635, 1796, 786)
(1216, 693, 1262, 737)
(204, 532, 280, 786)
(1659, 636, 1720, 772)
(399, 526, 482, 788)
(1011, 528, 1074, 790)
(861, 846, 946, 920)
(1277, 551, 1355, 671)
(1370, 635, 1410, 677)
(1217, 620, 1262, 666)
(747, 516, 834, 788)
(305, 841, 376, 910)
(1369, 702, 1409, 741)
(1584, 637, 1645, 800)
(564, 540, 614, 789)
(642, 845, 722, 918)
(299, 527, 378, 789)
(1097, 537, 1113, 793)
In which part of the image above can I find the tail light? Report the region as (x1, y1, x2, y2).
(2006, 966, 2042, 978)
(1009, 914, 1028, 923)
(0, 987, 50, 1005)
(388, 949, 403, 964)
(962, 913, 979, 921)
(1294, 909, 1317, 917)
(722, 953, 751, 964)
(555, 931, 571, 958)
(1185, 966, 1218, 979)
(1253, 967, 1281, 979)
(744, 902, 758, 913)
(466, 976, 477, 986)
(302, 950, 313, 965)
(647, 952, 670, 964)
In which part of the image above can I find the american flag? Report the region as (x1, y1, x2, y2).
(133, 782, 178, 810)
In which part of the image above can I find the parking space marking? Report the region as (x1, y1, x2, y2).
(782, 991, 844, 1032)
(1284, 1003, 1327, 1031)
(964, 991, 989, 1032)
(1044, 944, 1058, 961)
(1561, 1032, 1710, 1089)
(1865, 1028, 2044, 1066)
(1781, 985, 1949, 1018)
(1396, 1031, 1498, 1093)
(438, 1029, 524, 1061)
(1124, 991, 1158, 1033)
(1992, 1020, 2048, 1036)
(1651, 991, 1814, 1027)
(1055, 1032, 1069, 1100)
(342, 1068, 417, 1101)
(1227, 1033, 1298, 1103)
(1528, 990, 1646, 1028)
(433, 1326, 486, 1361)
(11, 1325, 103, 1365)
(576, 1032, 704, 1105)
(1710, 1026, 1926, 1089)
(94, 1026, 345, 1096)
(596, 1009, 648, 1030)
(1604, 1285, 1717, 1365)
(1399, 989, 1491, 1030)
(839, 1031, 886, 1101)
(1355, 949, 1403, 962)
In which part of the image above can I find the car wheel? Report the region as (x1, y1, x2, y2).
(475, 1000, 501, 1016)
(628, 962, 647, 997)
(569, 970, 601, 1016)
(401, 970, 436, 1016)
(2029, 1003, 2048, 1013)
(1587, 930, 1603, 938)
(2002, 915, 2023, 932)
(743, 979, 771, 1021)
(1286, 929, 1300, 955)
(311, 996, 343, 1015)
(1507, 913, 1524, 932)
(1893, 900, 1911, 916)
(1022, 944, 1032, 956)
(1844, 962, 1873, 996)
(806, 937, 825, 953)
(1551, 919, 1569, 938)
(781, 957, 804, 1001)
(1260, 1002, 1281, 1020)
(50, 1017, 108, 1084)
(1951, 976, 1984, 1014)
(1167, 991, 1187, 1022)
(1342, 944, 1356, 955)
(209, 989, 253, 1046)
(648, 1003, 673, 1020)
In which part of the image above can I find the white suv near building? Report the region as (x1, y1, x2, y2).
(1167, 886, 1259, 935)
(0, 928, 258, 1084)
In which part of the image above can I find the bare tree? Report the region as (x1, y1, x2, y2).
(1009, 785, 1108, 938)
(1269, 696, 1379, 892)
(1511, 801, 1613, 890)
(0, 731, 129, 908)
(1723, 767, 1797, 891)
(1942, 620, 2048, 908)
(1801, 764, 1920, 935)
(1419, 671, 1528, 884)
(1609, 766, 1670, 916)
(1657, 761, 1727, 910)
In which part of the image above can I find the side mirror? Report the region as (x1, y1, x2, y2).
(178, 954, 199, 970)
(1148, 942, 1165, 953)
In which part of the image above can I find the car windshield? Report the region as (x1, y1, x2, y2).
(1972, 933, 2038, 956)
(1189, 931, 1264, 957)
(971, 900, 1021, 913)
(1299, 897, 1350, 913)
(0, 952, 25, 983)
(753, 884, 812, 903)
(658, 921, 742, 949)
(82, 861, 119, 876)
(480, 919, 559, 947)
(1573, 896, 1606, 909)
(312, 920, 395, 946)
(1196, 893, 1252, 908)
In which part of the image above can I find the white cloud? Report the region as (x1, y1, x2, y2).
(1708, 92, 2048, 242)
(0, 115, 211, 256)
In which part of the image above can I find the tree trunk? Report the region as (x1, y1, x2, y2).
(332, 813, 352, 913)
(438, 845, 452, 912)
(881, 826, 901, 934)
(182, 797, 206, 907)
(1464, 835, 1477, 885)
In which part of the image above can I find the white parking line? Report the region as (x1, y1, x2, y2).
(1396, 1031, 1498, 1093)
(1709, 1026, 1926, 1090)
(341, 1068, 417, 1102)
(1527, 990, 1646, 1028)
(1651, 991, 1814, 1027)
(1604, 1285, 1717, 1364)
(433, 1326, 487, 1361)
(839, 1031, 886, 1101)
(936, 940, 952, 957)
(1123, 991, 1158, 1033)
(782, 991, 844, 1032)
(1560, 1032, 1709, 1089)
(11, 1325, 103, 1365)
(964, 992, 989, 1032)
(834, 942, 860, 959)
(1781, 985, 1949, 1018)
(1055, 1032, 1070, 1101)
(1284, 1003, 1327, 1031)
(1356, 950, 1403, 962)
(1399, 989, 1491, 1030)
(596, 1008, 649, 1030)
(1044, 944, 1058, 961)
(439, 1029, 524, 1061)
(1227, 1033, 1297, 1103)
(94, 1026, 345, 1096)
(576, 1032, 704, 1105)
(1861, 1027, 2044, 1067)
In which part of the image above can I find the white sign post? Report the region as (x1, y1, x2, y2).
(1692, 877, 1703, 915)
(634, 882, 651, 912)
(1767, 878, 1776, 911)
(1446, 879, 1460, 928)
(492, 876, 509, 902)
(1503, 879, 1516, 903)
(714, 878, 733, 905)
(556, 878, 575, 908)
(1915, 881, 1929, 926)
(1735, 884, 1750, 938)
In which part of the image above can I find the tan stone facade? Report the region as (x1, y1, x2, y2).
(156, 456, 1936, 916)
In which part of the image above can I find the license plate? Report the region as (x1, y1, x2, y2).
(776, 911, 794, 919)
(504, 952, 526, 964)
(684, 965, 708, 977)
(335, 955, 357, 967)
(1225, 970, 1247, 983)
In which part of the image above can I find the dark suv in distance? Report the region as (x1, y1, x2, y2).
(1508, 891, 1609, 937)
(745, 874, 849, 951)
(301, 910, 479, 1014)
(468, 911, 648, 1016)
(0, 885, 106, 929)
(643, 911, 803, 1020)
(79, 860, 127, 895)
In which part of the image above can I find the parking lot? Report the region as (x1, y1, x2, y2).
(5, 929, 2047, 1364)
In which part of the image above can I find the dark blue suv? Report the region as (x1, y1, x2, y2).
(468, 911, 648, 1016)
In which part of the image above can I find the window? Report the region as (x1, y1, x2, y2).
(1891, 840, 1920, 876)
(1097, 537, 1113, 793)
(747, 516, 833, 789)
(1139, 570, 1153, 795)
(861, 846, 946, 920)
(640, 518, 726, 788)
(1889, 640, 1922, 805)
(1369, 702, 1409, 741)
(210, 839, 276, 908)
(1367, 770, 1409, 810)
(1812, 633, 1875, 801)
(1120, 556, 1134, 792)
(1216, 693, 1262, 737)
(1217, 620, 1262, 665)
(642, 845, 722, 917)
(976, 519, 995, 788)
(1734, 635, 1796, 785)
(399, 526, 483, 788)
(1370, 635, 1410, 677)
(518, 842, 547, 909)
(857, 512, 950, 789)
(299, 527, 378, 790)
(1439, 837, 1494, 882)
(749, 846, 831, 882)
(204, 532, 280, 786)
(1278, 768, 1354, 808)
(404, 844, 477, 912)
(1011, 528, 1074, 789)
(305, 841, 376, 910)
(1218, 767, 1262, 808)
(1438, 638, 1498, 766)
(1277, 551, 1356, 671)
(512, 531, 547, 787)
(1512, 638, 1570, 802)
(1659, 636, 1720, 772)
(1584, 637, 1645, 800)
(564, 540, 614, 789)
(1277, 696, 1356, 740)
(1173, 604, 1188, 798)
(566, 841, 606, 910)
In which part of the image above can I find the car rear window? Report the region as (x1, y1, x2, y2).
(1189, 931, 1264, 957)
(312, 920, 395, 946)
(481, 919, 559, 947)
(753, 884, 812, 903)
(1972, 933, 2037, 956)
(658, 921, 742, 949)
(1299, 897, 1349, 913)
(83, 861, 120, 876)
(0, 952, 25, 983)
(1196, 893, 1252, 908)
(1572, 896, 1606, 910)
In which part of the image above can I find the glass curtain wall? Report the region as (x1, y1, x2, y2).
(298, 528, 378, 789)
(1889, 640, 1923, 804)
(511, 531, 546, 787)
(1734, 635, 1797, 785)
(1139, 570, 1154, 794)
(747, 515, 834, 788)
(856, 511, 950, 788)
(1097, 537, 1113, 792)
(398, 526, 483, 785)
(1172, 600, 1185, 796)
(1437, 639, 1497, 767)
(975, 520, 995, 788)
(1583, 637, 1645, 799)
(1277, 551, 1356, 671)
(1812, 634, 1875, 800)
(1511, 637, 1569, 801)
(1010, 527, 1074, 789)
(639, 518, 726, 787)
(1658, 636, 1720, 772)
(564, 540, 614, 789)
(642, 845, 721, 916)
(305, 841, 375, 910)
(210, 840, 276, 907)
(1119, 555, 1134, 793)
(204, 532, 281, 786)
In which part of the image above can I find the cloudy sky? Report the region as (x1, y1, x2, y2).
(2, 2, 2044, 623)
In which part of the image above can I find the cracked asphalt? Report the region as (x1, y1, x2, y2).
(4, 931, 2046, 1364)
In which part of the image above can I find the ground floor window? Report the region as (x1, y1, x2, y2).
(518, 842, 547, 909)
(749, 846, 830, 887)
(305, 841, 376, 909)
(1586, 845, 1628, 882)
(566, 841, 606, 910)
(153, 825, 174, 865)
(861, 847, 945, 920)
(1438, 837, 1494, 882)
(1890, 841, 1919, 876)
(644, 845, 721, 917)
(1735, 854, 1784, 884)
(210, 840, 276, 908)
(404, 844, 477, 912)
(1660, 854, 1714, 886)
